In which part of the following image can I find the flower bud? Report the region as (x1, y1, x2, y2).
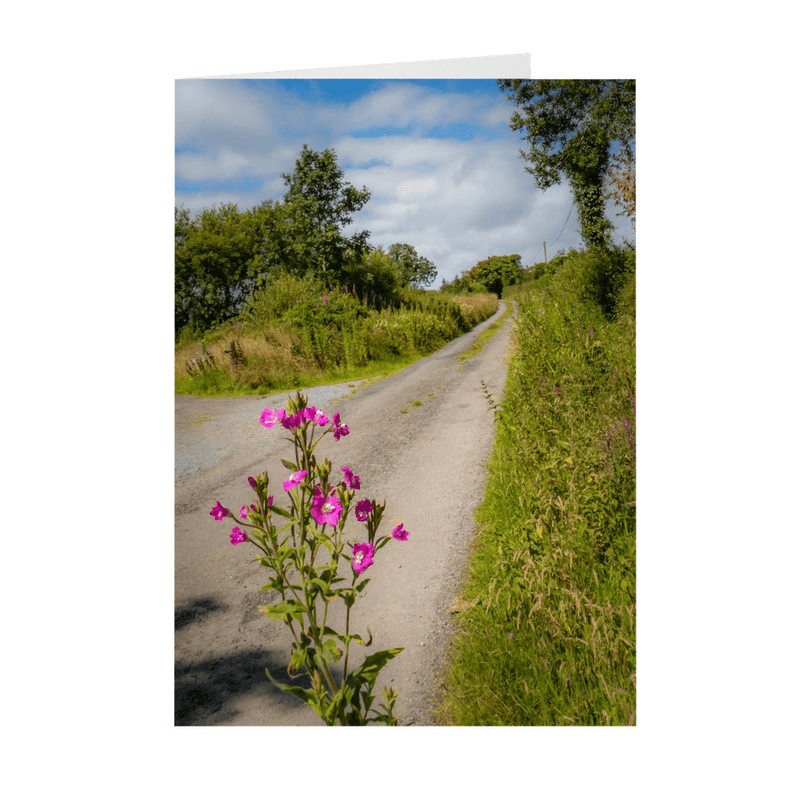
(318, 458, 332, 481)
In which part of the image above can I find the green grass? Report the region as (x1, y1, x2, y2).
(458, 300, 516, 364)
(175, 290, 499, 397)
(437, 247, 636, 726)
(175, 350, 423, 398)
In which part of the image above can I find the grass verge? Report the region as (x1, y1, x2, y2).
(176, 292, 498, 397)
(175, 350, 422, 398)
(458, 300, 516, 364)
(437, 247, 636, 725)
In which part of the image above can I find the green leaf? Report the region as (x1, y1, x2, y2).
(258, 599, 306, 623)
(335, 632, 368, 647)
(264, 664, 316, 704)
(321, 639, 343, 663)
(310, 577, 331, 595)
(347, 648, 402, 687)
(270, 504, 294, 520)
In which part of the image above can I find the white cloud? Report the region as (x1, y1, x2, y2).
(176, 147, 253, 182)
(175, 79, 634, 285)
(342, 82, 487, 133)
(396, 176, 438, 199)
(175, 80, 275, 148)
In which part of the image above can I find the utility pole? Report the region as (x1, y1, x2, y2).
(543, 241, 547, 263)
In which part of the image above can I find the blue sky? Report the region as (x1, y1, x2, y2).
(175, 78, 635, 287)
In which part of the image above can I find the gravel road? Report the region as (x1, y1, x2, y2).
(175, 300, 515, 725)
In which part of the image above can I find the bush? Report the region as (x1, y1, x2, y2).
(175, 283, 500, 395)
(339, 250, 402, 308)
(282, 290, 370, 369)
(239, 272, 324, 328)
(549, 245, 635, 320)
(439, 246, 636, 725)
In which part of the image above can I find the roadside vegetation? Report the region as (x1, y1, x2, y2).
(438, 244, 636, 725)
(458, 300, 516, 364)
(175, 143, 505, 397)
(175, 280, 498, 396)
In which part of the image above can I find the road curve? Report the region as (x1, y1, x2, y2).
(175, 300, 515, 725)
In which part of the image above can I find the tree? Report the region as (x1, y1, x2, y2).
(497, 79, 635, 248)
(443, 254, 524, 297)
(387, 243, 438, 288)
(244, 198, 314, 282)
(339, 246, 401, 308)
(174, 203, 256, 334)
(469, 254, 524, 297)
(280, 145, 371, 279)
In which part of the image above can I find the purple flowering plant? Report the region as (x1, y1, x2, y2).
(209, 391, 408, 726)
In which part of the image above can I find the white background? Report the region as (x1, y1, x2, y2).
(4, 2, 798, 798)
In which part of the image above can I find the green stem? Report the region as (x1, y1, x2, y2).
(342, 572, 357, 681)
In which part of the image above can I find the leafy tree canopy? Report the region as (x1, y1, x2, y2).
(176, 145, 439, 337)
(175, 202, 257, 333)
(339, 246, 401, 308)
(497, 79, 635, 248)
(280, 144, 371, 278)
(443, 254, 524, 297)
(387, 243, 438, 289)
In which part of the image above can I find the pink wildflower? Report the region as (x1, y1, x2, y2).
(314, 409, 329, 426)
(310, 490, 343, 527)
(260, 408, 285, 428)
(391, 524, 410, 541)
(240, 506, 248, 518)
(282, 470, 307, 492)
(355, 499, 373, 522)
(332, 412, 349, 441)
(281, 412, 303, 430)
(230, 526, 248, 545)
(352, 542, 374, 575)
(340, 466, 361, 490)
(209, 501, 230, 521)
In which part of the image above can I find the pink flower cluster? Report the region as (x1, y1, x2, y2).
(210, 400, 410, 579)
(260, 406, 331, 431)
(332, 412, 349, 441)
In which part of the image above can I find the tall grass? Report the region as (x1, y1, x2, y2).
(439, 246, 636, 725)
(175, 278, 498, 396)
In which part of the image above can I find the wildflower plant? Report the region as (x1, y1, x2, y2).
(209, 391, 409, 725)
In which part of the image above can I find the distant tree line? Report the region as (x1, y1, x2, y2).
(441, 254, 525, 297)
(175, 144, 438, 337)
